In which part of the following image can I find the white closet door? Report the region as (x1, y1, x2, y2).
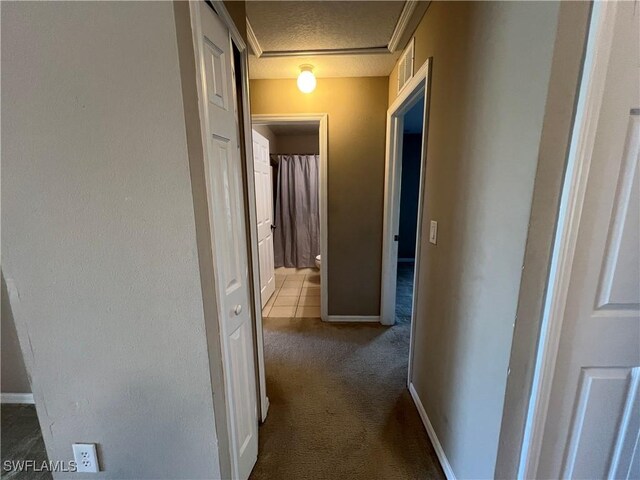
(194, 3, 258, 479)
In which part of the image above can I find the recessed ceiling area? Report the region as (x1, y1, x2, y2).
(249, 52, 401, 79)
(246, 1, 403, 52)
(246, 1, 430, 79)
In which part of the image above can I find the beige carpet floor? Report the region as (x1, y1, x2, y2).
(249, 315, 445, 480)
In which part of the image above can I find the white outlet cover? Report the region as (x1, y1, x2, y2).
(73, 443, 99, 473)
(429, 220, 438, 245)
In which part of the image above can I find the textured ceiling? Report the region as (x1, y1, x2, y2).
(246, 1, 404, 51)
(249, 51, 400, 79)
(246, 0, 414, 79)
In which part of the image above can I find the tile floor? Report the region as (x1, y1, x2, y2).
(262, 267, 321, 318)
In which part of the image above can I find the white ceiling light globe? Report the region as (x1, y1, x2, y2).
(297, 67, 316, 93)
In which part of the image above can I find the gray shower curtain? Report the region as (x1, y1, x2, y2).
(273, 154, 320, 268)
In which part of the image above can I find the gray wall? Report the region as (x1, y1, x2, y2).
(398, 2, 569, 478)
(1, 273, 31, 393)
(2, 2, 221, 478)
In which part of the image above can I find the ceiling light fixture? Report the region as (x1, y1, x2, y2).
(297, 65, 316, 94)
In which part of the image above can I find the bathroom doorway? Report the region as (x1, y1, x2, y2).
(251, 118, 326, 319)
(249, 114, 328, 420)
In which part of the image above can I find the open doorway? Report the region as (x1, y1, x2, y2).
(395, 97, 425, 324)
(250, 116, 328, 320)
(380, 60, 431, 390)
(248, 114, 328, 421)
(252, 122, 322, 318)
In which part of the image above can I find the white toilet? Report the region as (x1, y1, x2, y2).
(315, 254, 321, 270)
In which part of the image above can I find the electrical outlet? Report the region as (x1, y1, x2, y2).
(73, 443, 99, 473)
(429, 220, 438, 245)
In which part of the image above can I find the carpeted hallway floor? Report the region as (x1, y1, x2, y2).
(249, 276, 444, 480)
(2, 263, 440, 480)
(1, 405, 51, 480)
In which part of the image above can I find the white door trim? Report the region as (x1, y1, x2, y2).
(380, 59, 431, 391)
(251, 114, 329, 324)
(518, 3, 619, 477)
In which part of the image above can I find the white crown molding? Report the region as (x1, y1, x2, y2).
(246, 17, 263, 58)
(260, 47, 389, 58)
(388, 0, 420, 52)
(248, 0, 427, 60)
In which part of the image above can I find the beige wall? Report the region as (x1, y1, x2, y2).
(250, 77, 389, 315)
(1, 272, 30, 394)
(2, 2, 222, 478)
(389, 1, 582, 477)
(276, 134, 319, 155)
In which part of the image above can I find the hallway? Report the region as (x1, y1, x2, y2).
(249, 315, 444, 480)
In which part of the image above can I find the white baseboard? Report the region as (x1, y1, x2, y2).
(325, 315, 380, 323)
(1, 393, 35, 404)
(409, 382, 456, 480)
(261, 396, 270, 423)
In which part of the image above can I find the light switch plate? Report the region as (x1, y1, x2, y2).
(73, 443, 99, 473)
(429, 220, 438, 245)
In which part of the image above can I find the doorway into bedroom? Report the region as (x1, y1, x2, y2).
(395, 96, 425, 324)
(251, 117, 327, 321)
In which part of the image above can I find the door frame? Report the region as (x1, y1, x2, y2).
(380, 58, 431, 386)
(517, 2, 618, 477)
(380, 58, 431, 354)
(250, 114, 329, 325)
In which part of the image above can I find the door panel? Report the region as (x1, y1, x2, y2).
(229, 320, 256, 456)
(252, 129, 275, 306)
(563, 368, 638, 478)
(196, 4, 258, 479)
(537, 4, 640, 479)
(596, 113, 640, 310)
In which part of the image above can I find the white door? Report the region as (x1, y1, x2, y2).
(536, 3, 639, 478)
(194, 4, 258, 479)
(252, 129, 276, 307)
